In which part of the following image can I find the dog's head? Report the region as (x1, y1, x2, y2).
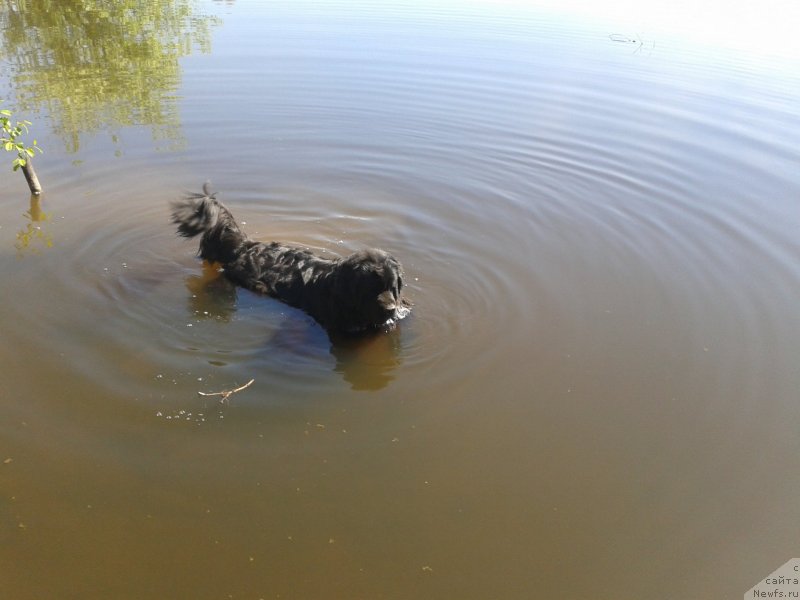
(331, 249, 411, 332)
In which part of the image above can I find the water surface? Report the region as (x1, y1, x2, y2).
(1, 1, 799, 598)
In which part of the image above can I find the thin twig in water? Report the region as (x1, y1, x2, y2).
(609, 32, 655, 56)
(198, 379, 255, 403)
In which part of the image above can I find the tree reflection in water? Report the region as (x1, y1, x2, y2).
(15, 193, 52, 255)
(0, 0, 220, 153)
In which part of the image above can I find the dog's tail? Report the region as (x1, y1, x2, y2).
(170, 182, 246, 264)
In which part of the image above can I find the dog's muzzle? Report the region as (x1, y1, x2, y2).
(378, 291, 411, 327)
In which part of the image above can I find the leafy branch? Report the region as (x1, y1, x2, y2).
(1, 104, 43, 194)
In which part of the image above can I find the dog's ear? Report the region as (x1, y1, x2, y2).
(329, 250, 409, 332)
(330, 254, 386, 329)
(329, 259, 366, 330)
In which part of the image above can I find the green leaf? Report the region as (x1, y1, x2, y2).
(4, 141, 13, 151)
(25, 148, 35, 157)
(0, 110, 11, 116)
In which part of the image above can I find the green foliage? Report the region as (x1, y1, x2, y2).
(0, 104, 42, 171)
(0, 0, 219, 153)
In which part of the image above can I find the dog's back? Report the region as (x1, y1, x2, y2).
(170, 183, 246, 264)
(172, 184, 411, 332)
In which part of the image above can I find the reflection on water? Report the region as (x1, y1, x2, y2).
(0, 0, 219, 153)
(14, 193, 52, 255)
(329, 329, 404, 391)
(185, 260, 404, 390)
(1, 1, 799, 598)
(185, 260, 237, 322)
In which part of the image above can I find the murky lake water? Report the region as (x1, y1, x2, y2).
(1, 1, 799, 598)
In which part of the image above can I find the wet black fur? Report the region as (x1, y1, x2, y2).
(171, 184, 411, 332)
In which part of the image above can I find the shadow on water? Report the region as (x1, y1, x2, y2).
(0, 0, 220, 153)
(185, 262, 404, 391)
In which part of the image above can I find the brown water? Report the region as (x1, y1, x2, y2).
(1, 1, 800, 598)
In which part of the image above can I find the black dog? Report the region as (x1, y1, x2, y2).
(171, 184, 411, 333)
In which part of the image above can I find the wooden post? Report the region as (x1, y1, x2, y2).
(21, 158, 41, 195)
